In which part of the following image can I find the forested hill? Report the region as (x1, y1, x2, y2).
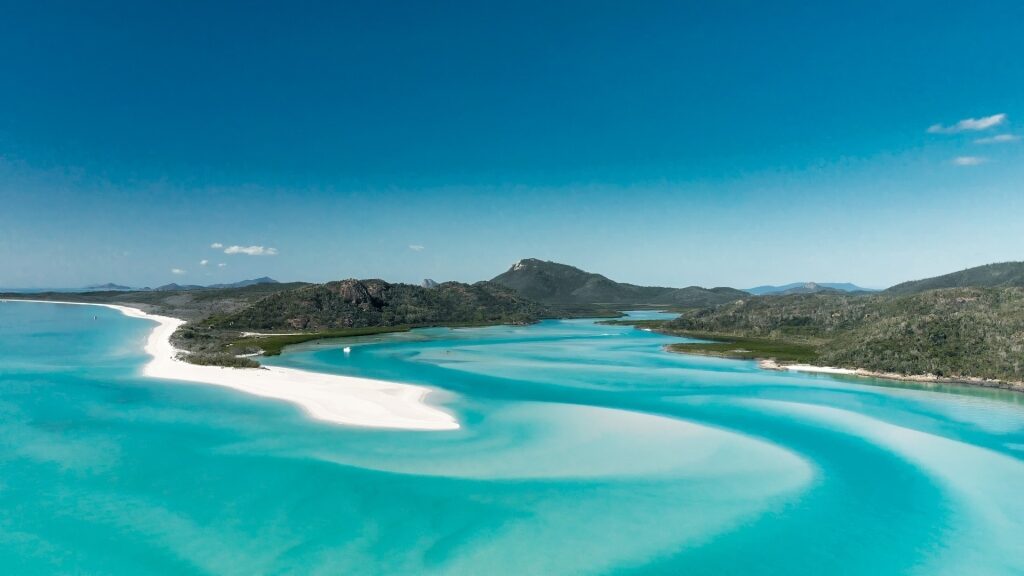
(663, 287, 1024, 385)
(885, 261, 1024, 296)
(491, 258, 747, 307)
(204, 279, 549, 331)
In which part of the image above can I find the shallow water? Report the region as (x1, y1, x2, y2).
(2, 303, 1023, 574)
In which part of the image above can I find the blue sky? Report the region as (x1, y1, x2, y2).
(1, 1, 1022, 289)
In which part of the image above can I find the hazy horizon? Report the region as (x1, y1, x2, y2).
(2, 253, 1009, 292)
(2, 2, 1022, 289)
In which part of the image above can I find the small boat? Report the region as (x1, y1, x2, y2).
(343, 346, 352, 354)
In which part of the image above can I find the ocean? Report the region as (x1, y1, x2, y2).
(2, 302, 1023, 574)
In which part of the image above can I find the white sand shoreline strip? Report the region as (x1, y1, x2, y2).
(5, 299, 460, 430)
(780, 363, 857, 375)
(757, 358, 1022, 391)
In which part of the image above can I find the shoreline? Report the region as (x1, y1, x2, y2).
(659, 338, 1024, 393)
(5, 299, 460, 430)
(757, 358, 1024, 393)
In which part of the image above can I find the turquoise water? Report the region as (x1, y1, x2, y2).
(3, 303, 1024, 574)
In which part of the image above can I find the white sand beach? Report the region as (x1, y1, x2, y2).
(10, 300, 460, 431)
(783, 364, 857, 375)
(758, 359, 855, 375)
(757, 358, 1021, 391)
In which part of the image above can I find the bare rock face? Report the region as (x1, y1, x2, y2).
(422, 279, 440, 289)
(325, 279, 367, 300)
(324, 279, 387, 306)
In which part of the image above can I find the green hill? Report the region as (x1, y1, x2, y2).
(885, 261, 1024, 295)
(205, 279, 548, 331)
(491, 258, 746, 307)
(662, 288, 1024, 385)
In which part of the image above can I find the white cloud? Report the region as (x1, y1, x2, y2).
(210, 242, 224, 249)
(928, 113, 1006, 134)
(952, 156, 988, 166)
(218, 263, 227, 268)
(224, 245, 278, 256)
(408, 244, 425, 252)
(199, 259, 209, 266)
(171, 268, 186, 275)
(974, 134, 1020, 144)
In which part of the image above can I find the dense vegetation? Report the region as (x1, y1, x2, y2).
(885, 261, 1024, 295)
(491, 258, 747, 307)
(663, 287, 1024, 384)
(182, 352, 261, 368)
(167, 279, 552, 365)
(667, 336, 819, 363)
(204, 279, 548, 331)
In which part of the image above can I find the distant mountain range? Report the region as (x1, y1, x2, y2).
(84, 283, 134, 291)
(80, 277, 282, 292)
(884, 262, 1024, 295)
(745, 282, 875, 296)
(206, 277, 280, 289)
(153, 283, 206, 291)
(490, 258, 747, 307)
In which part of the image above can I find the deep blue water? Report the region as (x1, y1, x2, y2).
(2, 302, 1024, 574)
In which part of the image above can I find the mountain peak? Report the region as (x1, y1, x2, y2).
(510, 258, 554, 271)
(493, 259, 745, 307)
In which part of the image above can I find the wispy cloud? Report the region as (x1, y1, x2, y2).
(218, 263, 227, 268)
(224, 245, 278, 256)
(974, 134, 1020, 145)
(210, 242, 224, 249)
(952, 156, 988, 166)
(171, 268, 186, 275)
(408, 244, 425, 252)
(199, 259, 209, 266)
(928, 113, 1006, 134)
